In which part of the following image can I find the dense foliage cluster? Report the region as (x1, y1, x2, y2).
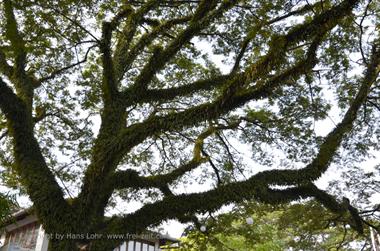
(179, 202, 372, 250)
(0, 0, 379, 250)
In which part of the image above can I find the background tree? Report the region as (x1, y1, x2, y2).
(0, 0, 379, 250)
(178, 201, 376, 250)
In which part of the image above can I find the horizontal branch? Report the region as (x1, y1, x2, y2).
(112, 34, 322, 162)
(92, 179, 362, 250)
(124, 74, 233, 105)
(112, 158, 206, 191)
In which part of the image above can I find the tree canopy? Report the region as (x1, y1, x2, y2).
(0, 0, 379, 250)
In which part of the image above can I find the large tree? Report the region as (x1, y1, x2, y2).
(0, 0, 379, 250)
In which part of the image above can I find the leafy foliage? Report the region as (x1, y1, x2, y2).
(179, 201, 374, 251)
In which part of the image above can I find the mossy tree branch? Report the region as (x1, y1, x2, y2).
(90, 180, 361, 251)
(110, 122, 241, 193)
(123, 0, 357, 107)
(100, 22, 118, 103)
(73, 3, 162, 225)
(114, 15, 193, 83)
(75, 0, 236, 231)
(111, 0, 161, 82)
(98, 38, 380, 247)
(102, 56, 380, 239)
(3, 0, 26, 71)
(98, 54, 380, 242)
(1, 1, 77, 237)
(111, 159, 205, 192)
(0, 78, 74, 235)
(112, 36, 380, 215)
(252, 38, 380, 186)
(124, 0, 235, 99)
(125, 74, 234, 105)
(101, 32, 322, 175)
(74, 38, 320, 224)
(3, 0, 33, 108)
(231, 1, 328, 72)
(226, 0, 359, 100)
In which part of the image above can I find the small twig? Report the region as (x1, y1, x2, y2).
(201, 149, 222, 186)
(37, 44, 96, 84)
